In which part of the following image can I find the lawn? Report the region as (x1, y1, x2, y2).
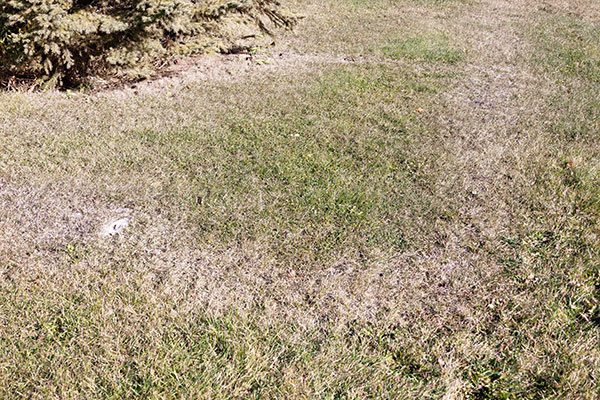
(0, 0, 599, 398)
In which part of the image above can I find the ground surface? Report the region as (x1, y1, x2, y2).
(1, 0, 600, 398)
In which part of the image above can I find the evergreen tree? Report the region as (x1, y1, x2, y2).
(0, 0, 296, 86)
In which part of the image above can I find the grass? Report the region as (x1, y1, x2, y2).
(1, 0, 600, 398)
(533, 15, 600, 82)
(379, 34, 465, 63)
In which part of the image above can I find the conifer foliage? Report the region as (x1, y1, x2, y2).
(0, 0, 296, 86)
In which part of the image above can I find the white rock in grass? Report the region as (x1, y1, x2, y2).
(101, 218, 130, 237)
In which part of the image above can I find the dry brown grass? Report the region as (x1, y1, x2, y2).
(1, 0, 599, 398)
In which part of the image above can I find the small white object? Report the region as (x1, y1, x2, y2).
(101, 218, 130, 237)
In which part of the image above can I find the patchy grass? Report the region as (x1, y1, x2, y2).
(0, 64, 451, 267)
(1, 0, 600, 398)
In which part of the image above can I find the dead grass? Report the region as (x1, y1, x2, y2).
(1, 0, 599, 398)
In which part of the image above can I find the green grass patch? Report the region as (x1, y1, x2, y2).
(0, 65, 452, 267)
(378, 34, 464, 63)
(532, 16, 600, 82)
(527, 14, 600, 142)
